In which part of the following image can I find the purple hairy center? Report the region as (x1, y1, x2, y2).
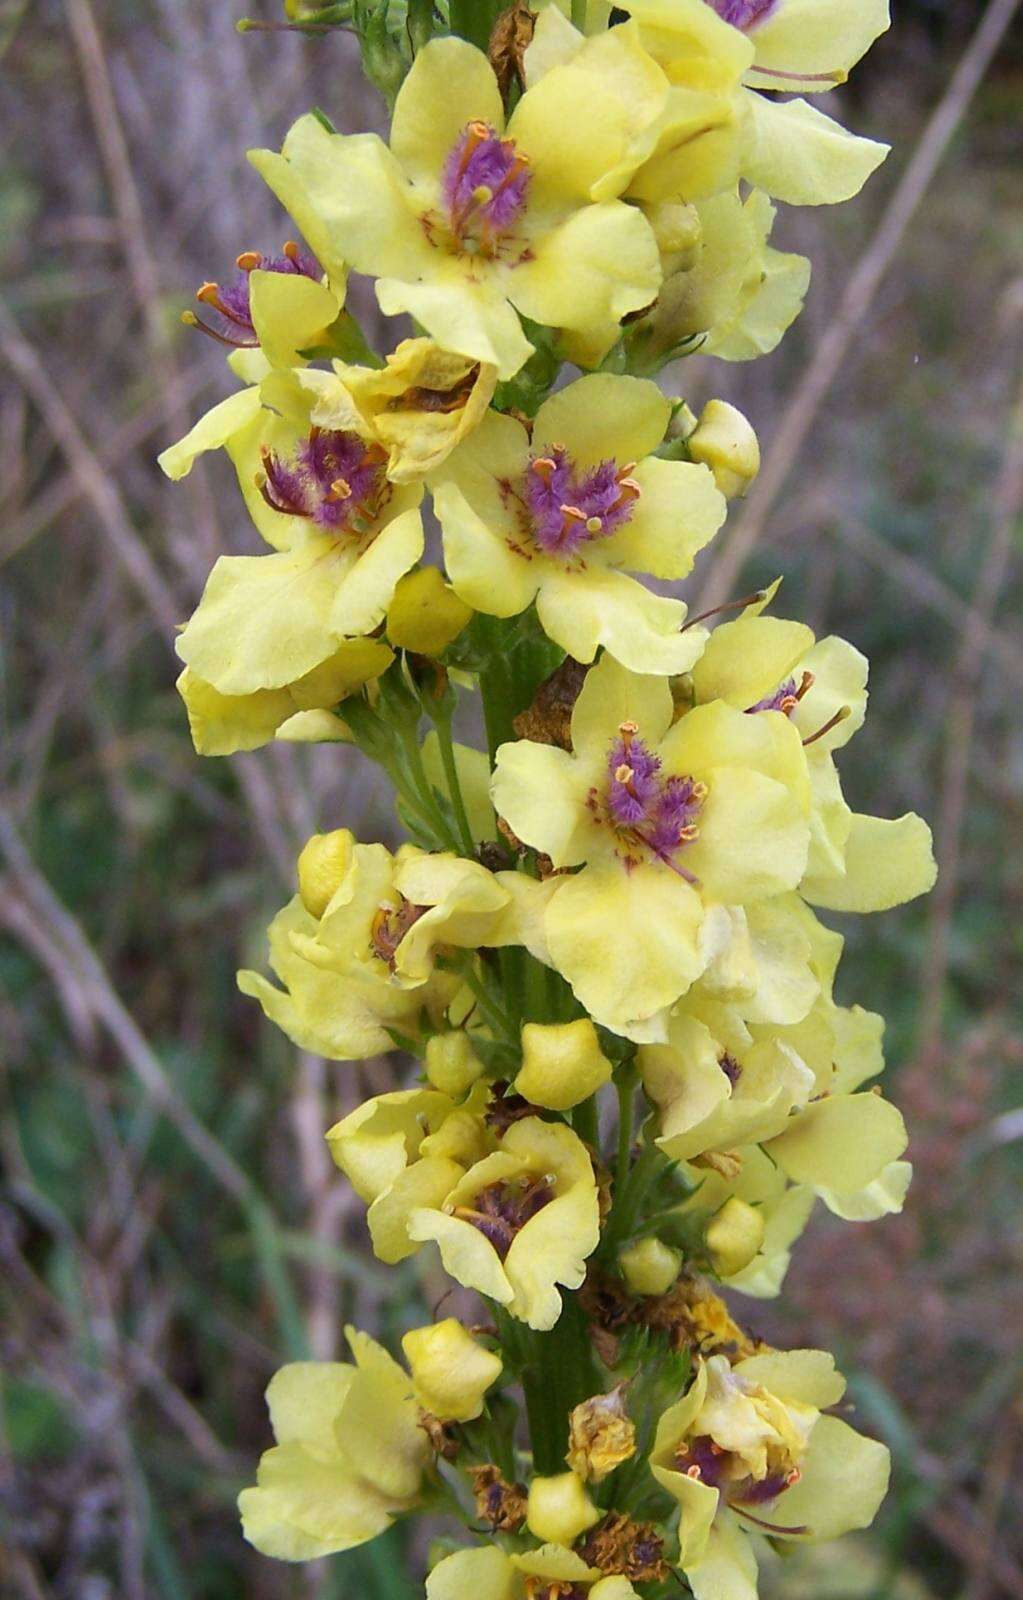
(720, 1052, 743, 1087)
(193, 242, 321, 346)
(708, 0, 778, 29)
(673, 1434, 802, 1506)
(746, 667, 814, 718)
(258, 428, 388, 534)
(522, 448, 641, 558)
(453, 1177, 554, 1260)
(441, 120, 530, 254)
(593, 723, 705, 878)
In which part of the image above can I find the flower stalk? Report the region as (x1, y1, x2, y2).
(160, 1, 935, 1593)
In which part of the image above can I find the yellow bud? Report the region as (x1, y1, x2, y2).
(619, 1237, 681, 1297)
(296, 828, 354, 919)
(386, 567, 473, 656)
(425, 1031, 484, 1098)
(526, 1471, 600, 1546)
(402, 1319, 502, 1423)
(704, 1196, 766, 1278)
(514, 1019, 612, 1112)
(687, 399, 761, 500)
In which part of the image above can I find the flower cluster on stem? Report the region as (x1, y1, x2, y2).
(161, 3, 933, 1595)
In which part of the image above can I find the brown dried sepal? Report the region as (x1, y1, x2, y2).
(469, 1463, 528, 1532)
(512, 656, 587, 749)
(581, 1269, 763, 1362)
(418, 1409, 460, 1461)
(488, 0, 537, 98)
(578, 1512, 670, 1585)
(566, 1385, 637, 1482)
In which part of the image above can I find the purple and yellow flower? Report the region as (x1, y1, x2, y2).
(254, 37, 662, 378)
(492, 654, 811, 1039)
(431, 373, 726, 673)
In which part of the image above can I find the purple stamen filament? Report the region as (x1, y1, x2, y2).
(521, 447, 641, 559)
(441, 120, 531, 256)
(674, 1433, 805, 1524)
(590, 721, 705, 879)
(452, 1176, 554, 1259)
(258, 427, 389, 535)
(189, 240, 321, 347)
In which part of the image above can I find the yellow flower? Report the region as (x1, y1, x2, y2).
(672, 1145, 815, 1297)
(175, 638, 390, 757)
(402, 1319, 503, 1422)
(431, 373, 725, 674)
(238, 835, 530, 1061)
(609, 0, 890, 206)
(427, 1543, 640, 1600)
(332, 337, 498, 483)
(632, 188, 810, 366)
(173, 389, 424, 712)
(255, 38, 662, 379)
(691, 591, 937, 905)
(408, 1116, 601, 1331)
(651, 1349, 890, 1600)
(238, 1327, 429, 1562)
(492, 653, 811, 1039)
(327, 1084, 491, 1263)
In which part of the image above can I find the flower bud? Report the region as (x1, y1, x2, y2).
(526, 1470, 600, 1546)
(296, 828, 354, 919)
(425, 1031, 484, 1098)
(402, 1319, 503, 1423)
(686, 400, 761, 500)
(704, 1196, 766, 1278)
(619, 1237, 681, 1297)
(386, 567, 473, 656)
(514, 1019, 612, 1111)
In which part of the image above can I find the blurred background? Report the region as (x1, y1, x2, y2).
(1, 1, 1022, 1596)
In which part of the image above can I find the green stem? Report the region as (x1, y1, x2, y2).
(521, 1298, 600, 1473)
(573, 1094, 599, 1151)
(395, 729, 462, 852)
(599, 1141, 662, 1261)
(433, 709, 476, 855)
(458, 958, 518, 1045)
(571, 0, 587, 29)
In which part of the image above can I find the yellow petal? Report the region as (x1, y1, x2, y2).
(377, 274, 533, 381)
(742, 91, 889, 206)
(747, 0, 890, 94)
(766, 1091, 907, 1194)
(427, 1547, 517, 1600)
(510, 201, 661, 337)
(176, 666, 294, 757)
(515, 1018, 613, 1110)
(248, 112, 349, 288)
(687, 1516, 758, 1600)
(389, 36, 504, 189)
(802, 810, 937, 912)
(329, 507, 425, 638)
(491, 739, 595, 867)
(771, 1415, 890, 1540)
(570, 651, 675, 757)
(177, 538, 347, 695)
(157, 386, 262, 480)
(536, 566, 693, 675)
(732, 1348, 846, 1409)
(691, 614, 815, 708)
(545, 860, 707, 1034)
(605, 456, 725, 581)
(532, 373, 670, 469)
(248, 270, 340, 368)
